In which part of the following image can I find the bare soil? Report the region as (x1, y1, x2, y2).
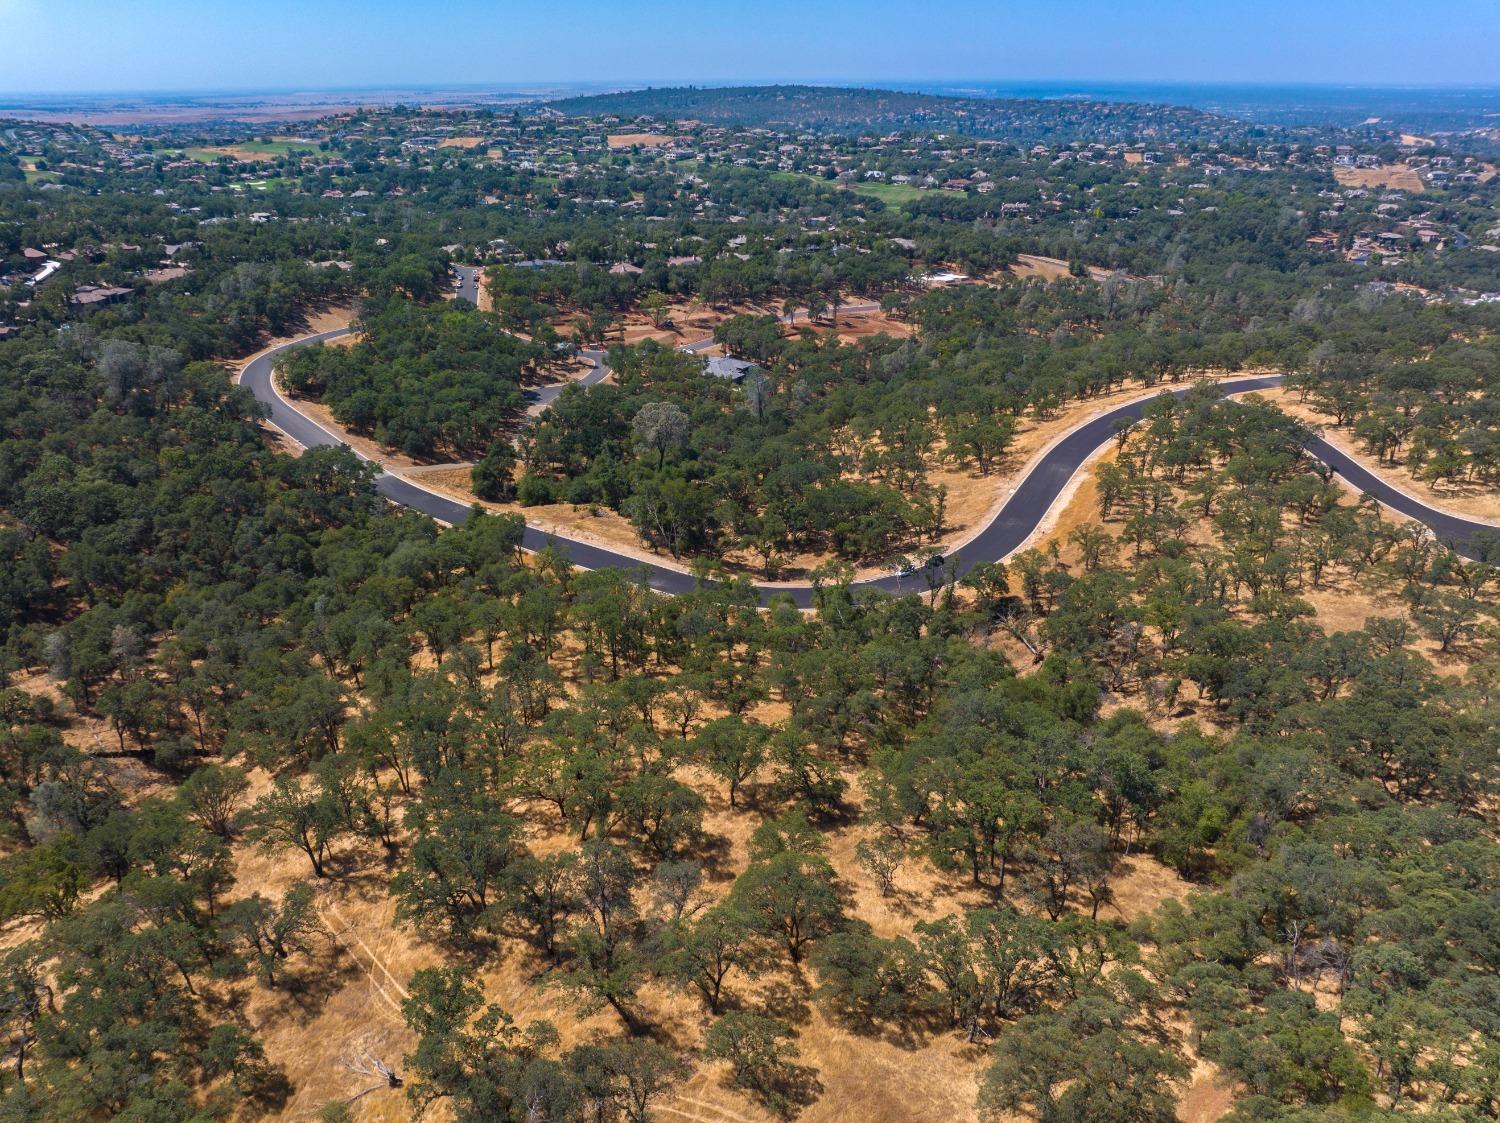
(607, 133, 673, 149)
(1003, 255, 1123, 283)
(599, 296, 908, 355)
(1333, 164, 1425, 193)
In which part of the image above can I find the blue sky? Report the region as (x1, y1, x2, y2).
(3, 0, 1498, 93)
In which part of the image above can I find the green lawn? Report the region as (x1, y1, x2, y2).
(182, 139, 322, 163)
(233, 139, 323, 156)
(19, 159, 55, 183)
(772, 171, 962, 208)
(848, 180, 964, 206)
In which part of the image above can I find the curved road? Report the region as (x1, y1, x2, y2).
(453, 264, 611, 408)
(242, 304, 1498, 608)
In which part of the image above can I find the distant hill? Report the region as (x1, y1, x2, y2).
(540, 84, 1261, 146)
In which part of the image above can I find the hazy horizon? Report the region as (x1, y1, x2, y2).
(4, 79, 1500, 100)
(5, 0, 1499, 94)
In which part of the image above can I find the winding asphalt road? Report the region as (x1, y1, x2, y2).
(242, 291, 1498, 607)
(452, 265, 611, 408)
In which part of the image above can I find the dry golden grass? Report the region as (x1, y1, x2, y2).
(1333, 164, 1425, 193)
(1102, 853, 1195, 925)
(6, 669, 167, 804)
(231, 838, 430, 1122)
(158, 600, 1218, 1123)
(57, 315, 1484, 1123)
(1007, 255, 1073, 282)
(2, 492, 1260, 1123)
(214, 741, 1032, 1122)
(1262, 387, 1500, 522)
(608, 133, 674, 150)
(1002, 255, 1124, 284)
(439, 136, 486, 149)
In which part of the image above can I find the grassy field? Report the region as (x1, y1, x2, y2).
(19, 159, 56, 183)
(180, 138, 323, 163)
(848, 180, 963, 206)
(774, 171, 962, 208)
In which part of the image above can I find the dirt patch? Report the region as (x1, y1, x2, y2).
(194, 140, 314, 162)
(826, 307, 915, 345)
(391, 466, 689, 562)
(475, 277, 496, 313)
(613, 298, 785, 350)
(1333, 164, 1424, 193)
(232, 304, 358, 365)
(1006, 254, 1122, 283)
(440, 135, 486, 148)
(608, 132, 673, 149)
(608, 296, 906, 354)
(1178, 1060, 1236, 1123)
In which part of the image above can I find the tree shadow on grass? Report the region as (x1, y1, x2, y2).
(686, 830, 736, 882)
(758, 978, 812, 1026)
(252, 950, 362, 1025)
(724, 1061, 824, 1120)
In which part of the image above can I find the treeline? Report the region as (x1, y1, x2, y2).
(0, 186, 460, 358)
(511, 261, 1500, 573)
(542, 85, 1261, 147)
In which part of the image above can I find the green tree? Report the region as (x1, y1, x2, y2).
(401, 966, 560, 1122)
(704, 1012, 817, 1117)
(661, 904, 762, 1014)
(471, 441, 517, 501)
(979, 991, 1187, 1123)
(247, 774, 343, 879)
(730, 849, 847, 965)
(223, 883, 325, 988)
